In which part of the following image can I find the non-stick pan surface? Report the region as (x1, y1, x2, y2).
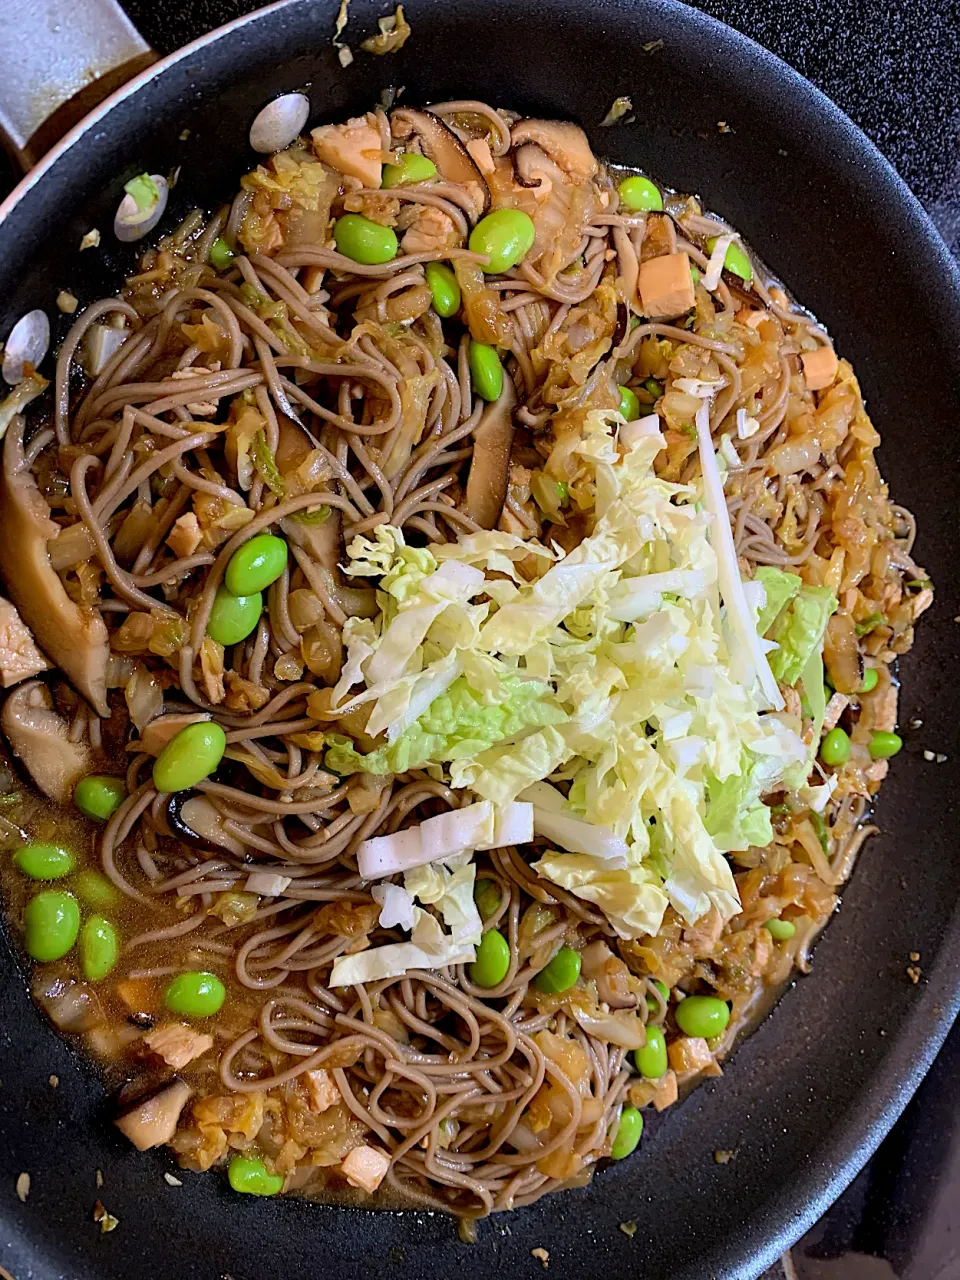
(0, 2, 958, 1276)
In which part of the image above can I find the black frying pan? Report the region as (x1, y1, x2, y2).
(0, 2, 958, 1276)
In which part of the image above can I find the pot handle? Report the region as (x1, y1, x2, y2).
(0, 0, 155, 170)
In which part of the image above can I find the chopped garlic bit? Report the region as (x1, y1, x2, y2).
(93, 1200, 119, 1233)
(163, 1172, 183, 1187)
(16, 1172, 30, 1202)
(600, 97, 633, 127)
(79, 229, 101, 251)
(56, 291, 79, 315)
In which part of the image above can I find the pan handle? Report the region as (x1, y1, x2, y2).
(0, 0, 155, 170)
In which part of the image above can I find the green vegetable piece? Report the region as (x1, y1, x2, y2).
(555, 481, 569, 505)
(809, 809, 830, 853)
(13, 842, 75, 880)
(124, 173, 159, 212)
(164, 970, 227, 1018)
(23, 890, 81, 962)
(292, 505, 330, 526)
(207, 586, 263, 646)
(820, 727, 851, 767)
(209, 237, 235, 271)
(618, 384, 640, 421)
(80, 915, 120, 981)
(333, 214, 398, 265)
(645, 977, 669, 1012)
(228, 1154, 284, 1196)
(74, 774, 126, 822)
(869, 731, 902, 760)
(153, 722, 227, 793)
(643, 378, 662, 399)
(534, 945, 582, 995)
(617, 175, 663, 212)
(860, 667, 879, 694)
(611, 1105, 643, 1159)
(633, 1025, 668, 1079)
(251, 430, 285, 497)
(474, 877, 502, 921)
(674, 994, 730, 1038)
(708, 236, 753, 284)
(469, 929, 510, 988)
(765, 917, 796, 941)
(424, 261, 461, 318)
(469, 341, 503, 402)
(74, 869, 120, 908)
(225, 533, 289, 596)
(855, 611, 884, 637)
(469, 209, 536, 274)
(382, 152, 437, 187)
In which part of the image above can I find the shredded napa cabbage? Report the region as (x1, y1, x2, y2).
(324, 409, 810, 942)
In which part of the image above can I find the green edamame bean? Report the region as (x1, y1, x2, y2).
(80, 915, 120, 981)
(74, 774, 126, 822)
(860, 667, 879, 694)
(765, 917, 796, 941)
(674, 994, 730, 1038)
(646, 977, 669, 1009)
(469, 341, 503, 402)
(469, 929, 510, 988)
(225, 533, 288, 596)
(23, 890, 80, 962)
(74, 868, 120, 908)
(633, 1025, 668, 1079)
(469, 209, 536, 274)
(643, 378, 662, 399)
(207, 586, 263, 646)
(869, 731, 902, 760)
(209, 238, 235, 271)
(618, 385, 640, 421)
(611, 1105, 643, 1159)
(333, 214, 398, 265)
(820, 727, 851, 767)
(13, 842, 74, 880)
(474, 877, 502, 921)
(382, 152, 437, 187)
(228, 1154, 284, 1196)
(153, 722, 227, 793)
(534, 945, 582, 995)
(617, 175, 663, 212)
(164, 971, 226, 1018)
(708, 236, 753, 284)
(424, 262, 461, 318)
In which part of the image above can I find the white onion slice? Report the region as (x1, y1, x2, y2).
(114, 175, 169, 243)
(249, 92, 310, 153)
(2, 310, 50, 385)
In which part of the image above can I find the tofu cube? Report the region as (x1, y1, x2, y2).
(639, 252, 696, 319)
(341, 1145, 391, 1193)
(304, 1068, 339, 1113)
(801, 346, 839, 391)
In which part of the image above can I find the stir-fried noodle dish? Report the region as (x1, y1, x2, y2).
(0, 97, 932, 1220)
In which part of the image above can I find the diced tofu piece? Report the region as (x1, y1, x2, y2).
(0, 597, 50, 687)
(311, 117, 383, 188)
(400, 207, 458, 255)
(166, 513, 203, 559)
(638, 253, 696, 319)
(304, 1068, 339, 1113)
(735, 307, 768, 330)
(801, 346, 839, 391)
(341, 1144, 390, 1193)
(652, 1068, 679, 1111)
(822, 692, 850, 733)
(143, 1023, 214, 1069)
(466, 138, 495, 174)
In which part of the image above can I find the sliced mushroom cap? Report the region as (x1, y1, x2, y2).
(464, 374, 517, 529)
(0, 414, 109, 715)
(167, 790, 246, 857)
(580, 940, 638, 1010)
(32, 971, 105, 1032)
(2, 680, 92, 803)
(281, 504, 377, 620)
(513, 143, 568, 192)
(391, 108, 490, 216)
(115, 1080, 192, 1151)
(510, 119, 598, 183)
